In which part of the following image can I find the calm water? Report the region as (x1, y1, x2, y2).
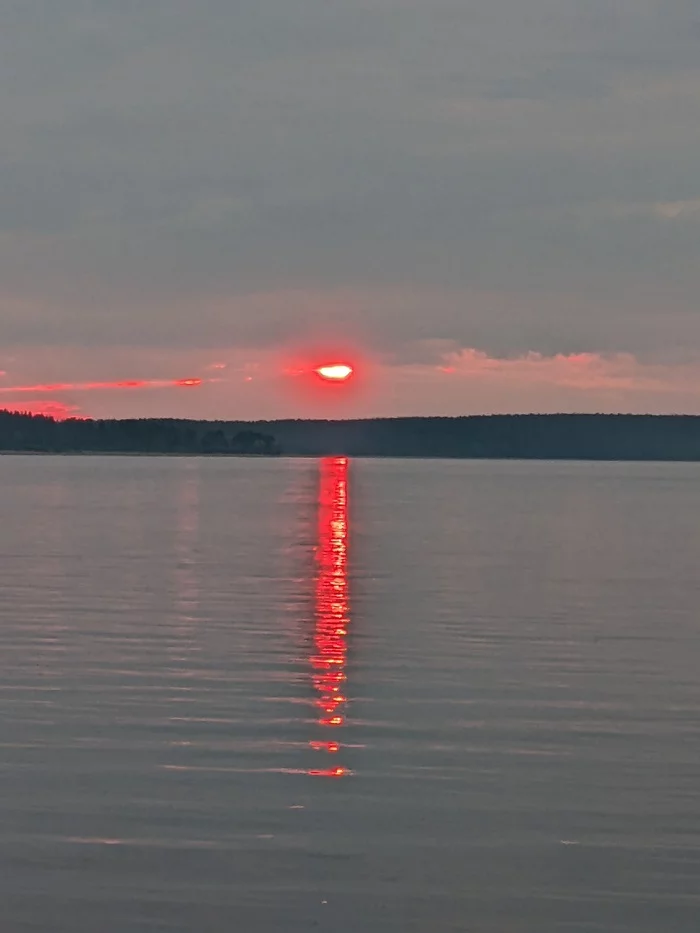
(1, 455, 700, 932)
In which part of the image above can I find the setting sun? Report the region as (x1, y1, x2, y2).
(315, 364, 354, 382)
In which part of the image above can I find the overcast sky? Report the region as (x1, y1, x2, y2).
(2, 0, 700, 419)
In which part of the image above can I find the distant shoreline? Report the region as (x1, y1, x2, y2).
(4, 451, 700, 464)
(0, 450, 278, 457)
(4, 412, 700, 461)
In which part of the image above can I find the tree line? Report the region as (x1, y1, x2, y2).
(0, 411, 280, 455)
(4, 410, 700, 460)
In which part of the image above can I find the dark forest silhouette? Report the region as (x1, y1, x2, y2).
(0, 411, 279, 455)
(4, 409, 700, 459)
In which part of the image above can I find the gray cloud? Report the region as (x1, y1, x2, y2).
(1, 0, 700, 370)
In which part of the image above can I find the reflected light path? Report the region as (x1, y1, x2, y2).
(309, 456, 351, 778)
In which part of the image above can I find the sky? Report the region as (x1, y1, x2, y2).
(2, 0, 700, 420)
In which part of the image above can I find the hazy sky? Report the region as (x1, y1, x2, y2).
(2, 0, 700, 419)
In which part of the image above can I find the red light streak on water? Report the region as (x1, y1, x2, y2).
(310, 456, 352, 778)
(308, 766, 350, 778)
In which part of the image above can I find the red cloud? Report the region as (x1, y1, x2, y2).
(1, 400, 84, 420)
(0, 377, 204, 395)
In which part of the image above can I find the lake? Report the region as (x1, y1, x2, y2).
(1, 455, 699, 931)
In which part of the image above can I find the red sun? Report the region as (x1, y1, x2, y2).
(315, 363, 354, 382)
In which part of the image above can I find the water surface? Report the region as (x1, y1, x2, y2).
(1, 455, 699, 931)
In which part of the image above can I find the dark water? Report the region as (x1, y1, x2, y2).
(1, 455, 700, 932)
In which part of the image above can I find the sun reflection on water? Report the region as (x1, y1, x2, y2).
(309, 456, 351, 778)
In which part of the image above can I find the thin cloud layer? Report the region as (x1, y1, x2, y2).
(1, 1, 700, 415)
